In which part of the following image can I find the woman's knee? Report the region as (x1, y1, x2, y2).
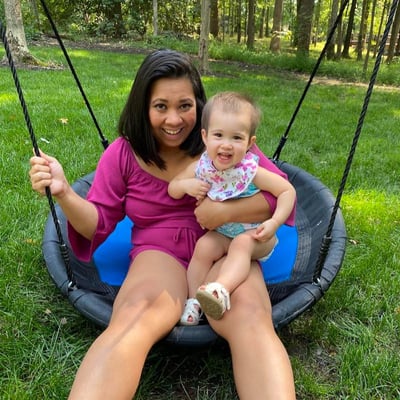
(109, 297, 179, 347)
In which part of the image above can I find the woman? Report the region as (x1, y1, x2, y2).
(29, 49, 296, 399)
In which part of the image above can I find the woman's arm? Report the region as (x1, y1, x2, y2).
(194, 192, 271, 231)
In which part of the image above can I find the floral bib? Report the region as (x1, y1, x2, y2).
(196, 151, 260, 201)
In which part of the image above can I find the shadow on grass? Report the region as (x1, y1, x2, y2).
(138, 340, 238, 400)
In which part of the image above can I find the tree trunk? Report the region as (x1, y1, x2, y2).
(356, 0, 369, 61)
(237, 0, 242, 43)
(153, 0, 158, 36)
(342, 0, 358, 58)
(270, 0, 283, 52)
(363, 0, 377, 73)
(210, 0, 219, 38)
(313, 0, 322, 46)
(373, 0, 388, 58)
(386, 1, 400, 63)
(326, 0, 339, 60)
(259, 3, 266, 38)
(3, 0, 37, 65)
(199, 0, 211, 74)
(296, 0, 314, 56)
(335, 0, 344, 58)
(247, 0, 256, 49)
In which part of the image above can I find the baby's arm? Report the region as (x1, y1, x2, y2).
(252, 166, 296, 241)
(168, 161, 211, 201)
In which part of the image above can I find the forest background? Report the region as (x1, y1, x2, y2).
(1, 0, 400, 79)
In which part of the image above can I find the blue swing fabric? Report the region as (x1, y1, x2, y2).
(93, 217, 298, 287)
(42, 161, 347, 346)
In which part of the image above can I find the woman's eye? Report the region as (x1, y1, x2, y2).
(181, 103, 193, 111)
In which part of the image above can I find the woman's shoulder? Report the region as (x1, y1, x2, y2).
(101, 137, 134, 161)
(97, 137, 138, 174)
(104, 136, 131, 154)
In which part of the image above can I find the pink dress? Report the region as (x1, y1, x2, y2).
(68, 138, 295, 268)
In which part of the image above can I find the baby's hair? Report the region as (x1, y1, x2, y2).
(201, 91, 261, 137)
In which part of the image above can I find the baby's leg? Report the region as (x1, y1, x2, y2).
(187, 231, 231, 297)
(216, 232, 277, 293)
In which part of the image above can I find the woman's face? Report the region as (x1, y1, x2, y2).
(148, 77, 197, 150)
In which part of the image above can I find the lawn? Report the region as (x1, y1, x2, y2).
(1, 41, 399, 399)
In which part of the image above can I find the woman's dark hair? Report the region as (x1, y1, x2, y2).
(118, 49, 207, 169)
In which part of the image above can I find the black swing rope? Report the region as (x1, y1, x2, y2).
(0, 20, 76, 291)
(272, 0, 350, 162)
(38, 0, 109, 151)
(312, 0, 399, 281)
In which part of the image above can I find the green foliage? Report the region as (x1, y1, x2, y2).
(0, 44, 399, 399)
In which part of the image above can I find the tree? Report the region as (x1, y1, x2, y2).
(210, 0, 219, 38)
(386, 0, 400, 63)
(199, 0, 211, 74)
(326, 0, 339, 60)
(342, 0, 358, 58)
(237, 0, 243, 43)
(296, 0, 314, 56)
(363, 0, 377, 73)
(153, 0, 158, 35)
(259, 1, 267, 39)
(270, 0, 283, 52)
(3, 0, 37, 64)
(356, 0, 369, 61)
(246, 0, 256, 49)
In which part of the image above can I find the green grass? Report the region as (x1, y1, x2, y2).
(1, 42, 399, 399)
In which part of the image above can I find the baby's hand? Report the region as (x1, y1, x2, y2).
(184, 179, 211, 202)
(253, 219, 279, 242)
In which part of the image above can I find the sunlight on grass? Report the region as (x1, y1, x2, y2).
(0, 92, 18, 104)
(343, 189, 399, 229)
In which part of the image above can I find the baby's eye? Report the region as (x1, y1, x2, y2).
(233, 135, 245, 141)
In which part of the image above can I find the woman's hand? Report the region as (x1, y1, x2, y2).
(194, 197, 228, 230)
(29, 150, 69, 198)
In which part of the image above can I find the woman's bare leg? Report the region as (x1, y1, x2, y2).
(68, 250, 187, 400)
(207, 260, 296, 400)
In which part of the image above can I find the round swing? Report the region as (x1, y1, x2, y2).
(41, 161, 346, 347)
(2, 0, 395, 346)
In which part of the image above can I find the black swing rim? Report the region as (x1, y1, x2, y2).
(42, 160, 347, 347)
